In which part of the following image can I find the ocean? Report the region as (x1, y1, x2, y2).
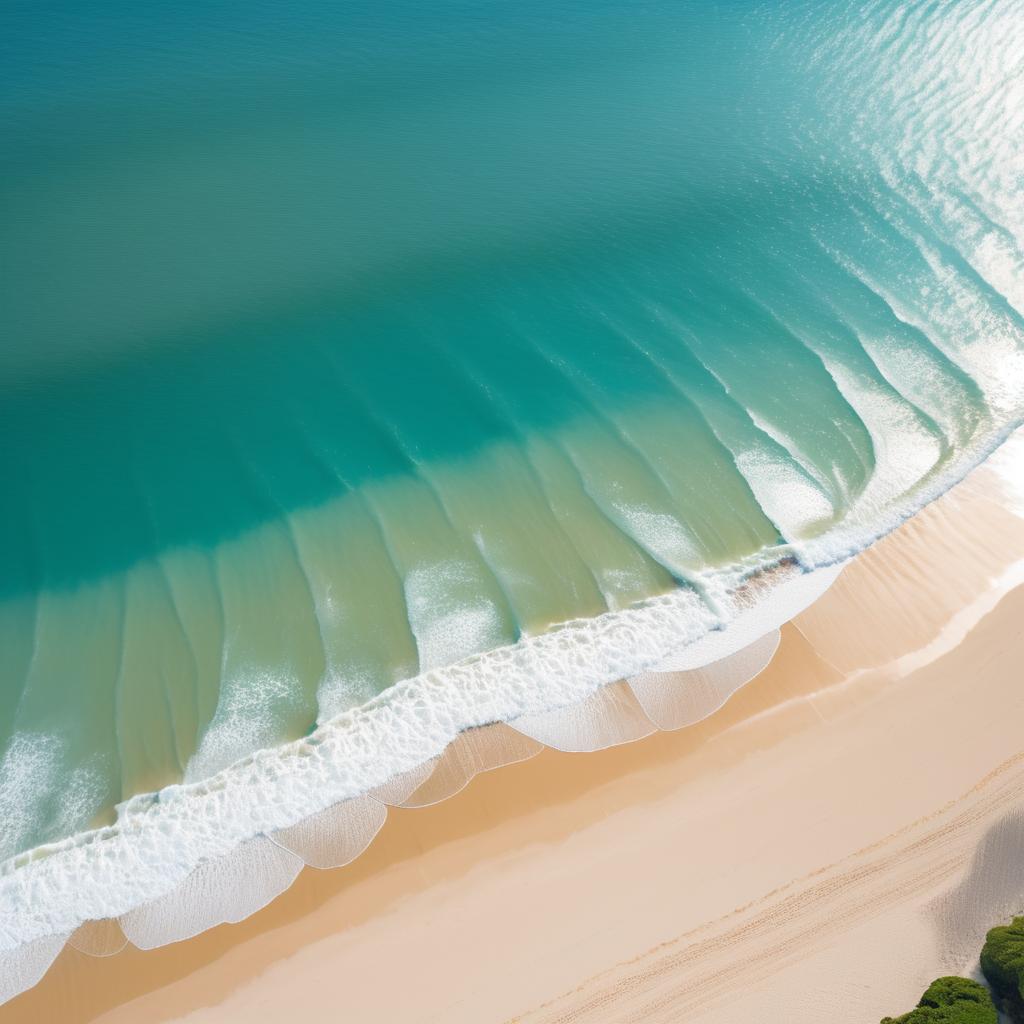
(1, 0, 1023, 988)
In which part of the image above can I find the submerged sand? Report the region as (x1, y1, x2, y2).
(5, 443, 1024, 1023)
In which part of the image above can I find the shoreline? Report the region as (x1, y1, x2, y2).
(4, 433, 1024, 1020)
(4, 419, 1023, 981)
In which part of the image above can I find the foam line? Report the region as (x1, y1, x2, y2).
(509, 681, 657, 752)
(400, 724, 543, 808)
(629, 629, 781, 731)
(271, 796, 387, 871)
(649, 563, 842, 672)
(0, 932, 69, 1005)
(368, 759, 440, 806)
(68, 919, 129, 958)
(118, 837, 303, 949)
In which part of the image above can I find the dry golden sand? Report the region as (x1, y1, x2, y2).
(5, 449, 1024, 1024)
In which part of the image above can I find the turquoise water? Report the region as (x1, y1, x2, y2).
(1, 0, 1023, 866)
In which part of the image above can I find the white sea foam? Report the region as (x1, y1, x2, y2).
(629, 629, 781, 732)
(270, 795, 387, 869)
(733, 447, 836, 541)
(645, 564, 843, 673)
(0, 932, 69, 1005)
(0, 733, 109, 864)
(511, 681, 657, 753)
(186, 668, 304, 784)
(403, 559, 509, 670)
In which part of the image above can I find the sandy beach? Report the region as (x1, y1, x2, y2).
(5, 446, 1024, 1024)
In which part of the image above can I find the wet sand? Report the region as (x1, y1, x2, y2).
(6, 447, 1024, 1024)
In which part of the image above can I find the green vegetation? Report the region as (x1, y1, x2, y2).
(981, 915, 1024, 1021)
(879, 977, 997, 1023)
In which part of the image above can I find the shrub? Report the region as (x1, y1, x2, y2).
(880, 976, 997, 1023)
(981, 915, 1024, 1021)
